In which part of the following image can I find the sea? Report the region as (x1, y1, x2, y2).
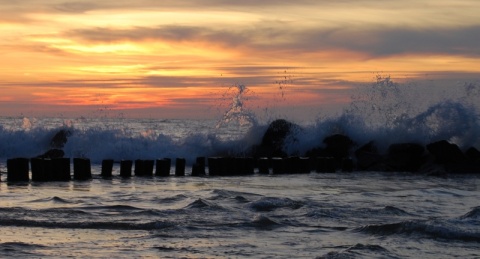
(0, 77, 479, 258)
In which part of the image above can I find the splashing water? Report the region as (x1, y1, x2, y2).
(216, 84, 257, 128)
(0, 75, 479, 162)
(280, 75, 480, 155)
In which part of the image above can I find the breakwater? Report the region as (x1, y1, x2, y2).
(3, 156, 355, 182)
(2, 115, 480, 181)
(3, 145, 480, 182)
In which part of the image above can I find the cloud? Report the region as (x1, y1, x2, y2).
(303, 26, 480, 58)
(64, 23, 480, 59)
(53, 2, 98, 13)
(66, 25, 245, 47)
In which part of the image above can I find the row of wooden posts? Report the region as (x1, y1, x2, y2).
(3, 156, 354, 182)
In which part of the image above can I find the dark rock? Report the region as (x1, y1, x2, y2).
(315, 157, 336, 173)
(305, 147, 328, 158)
(319, 134, 356, 169)
(50, 129, 71, 148)
(261, 119, 295, 146)
(323, 134, 355, 159)
(341, 158, 354, 172)
(355, 141, 378, 156)
(385, 143, 425, 172)
(465, 147, 480, 162)
(354, 141, 383, 170)
(255, 119, 300, 157)
(426, 140, 466, 164)
(37, 148, 65, 159)
(425, 140, 478, 174)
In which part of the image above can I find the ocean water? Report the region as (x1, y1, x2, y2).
(0, 77, 480, 258)
(0, 172, 479, 258)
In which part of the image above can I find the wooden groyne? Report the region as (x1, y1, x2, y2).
(2, 156, 354, 182)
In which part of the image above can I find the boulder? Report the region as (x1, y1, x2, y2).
(426, 140, 466, 164)
(385, 143, 425, 172)
(323, 134, 355, 159)
(425, 140, 480, 174)
(465, 147, 480, 162)
(254, 119, 300, 157)
(354, 141, 383, 170)
(305, 147, 328, 158)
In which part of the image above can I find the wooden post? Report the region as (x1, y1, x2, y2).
(191, 157, 206, 176)
(73, 158, 92, 180)
(341, 158, 354, 172)
(31, 158, 53, 181)
(120, 160, 132, 177)
(257, 157, 270, 174)
(271, 157, 286, 174)
(175, 158, 186, 176)
(236, 157, 254, 175)
(101, 159, 114, 178)
(207, 157, 219, 176)
(7, 158, 29, 182)
(287, 157, 300, 174)
(316, 157, 336, 173)
(299, 157, 311, 174)
(143, 160, 154, 176)
(134, 159, 144, 176)
(155, 158, 171, 176)
(52, 158, 71, 181)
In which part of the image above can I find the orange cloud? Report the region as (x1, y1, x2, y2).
(1, 1, 479, 119)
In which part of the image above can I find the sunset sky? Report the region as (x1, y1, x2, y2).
(1, 0, 479, 120)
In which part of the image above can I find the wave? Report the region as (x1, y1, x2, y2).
(459, 206, 480, 220)
(28, 196, 76, 204)
(183, 198, 226, 211)
(248, 197, 303, 212)
(0, 218, 176, 231)
(317, 243, 399, 259)
(250, 214, 280, 229)
(0, 242, 48, 257)
(0, 77, 479, 163)
(209, 189, 262, 202)
(355, 206, 416, 217)
(356, 219, 480, 242)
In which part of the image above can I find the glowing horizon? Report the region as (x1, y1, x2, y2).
(1, 1, 479, 119)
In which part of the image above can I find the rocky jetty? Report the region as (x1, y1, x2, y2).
(255, 119, 480, 174)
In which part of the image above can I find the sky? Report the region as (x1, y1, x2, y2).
(1, 0, 479, 120)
